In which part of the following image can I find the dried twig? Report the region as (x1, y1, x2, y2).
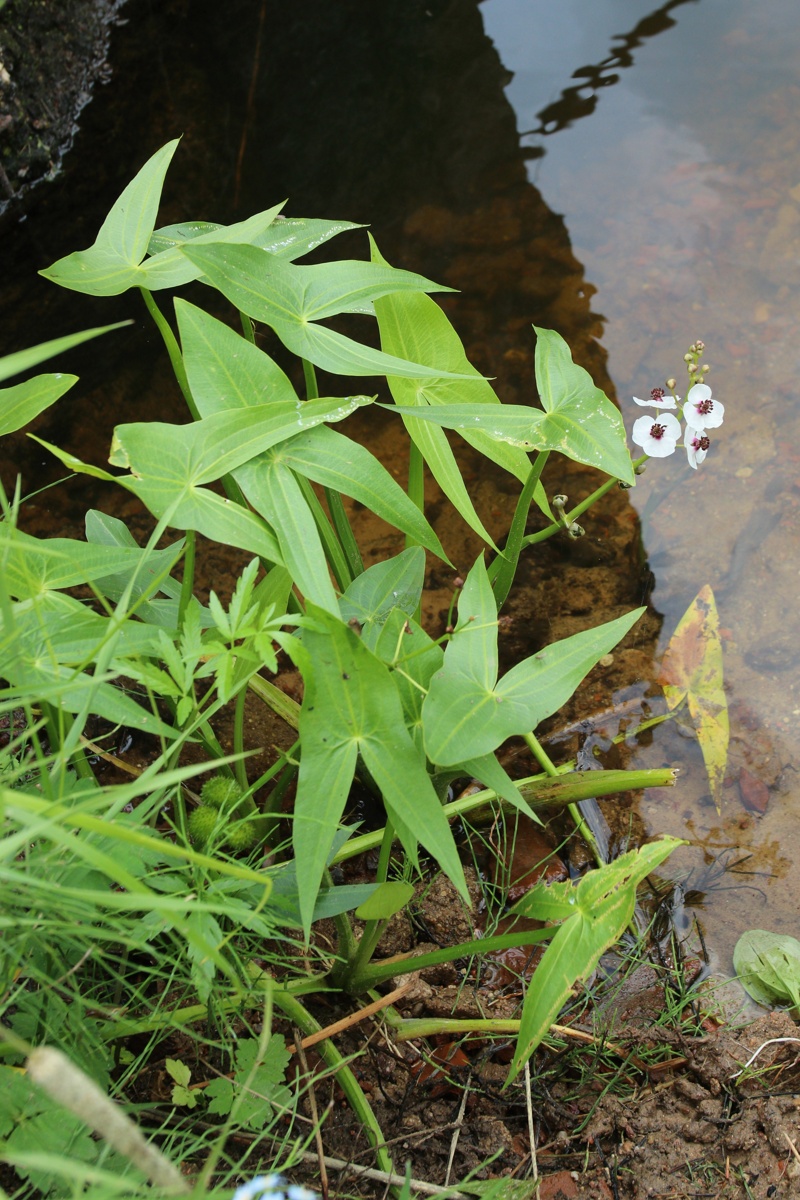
(291, 983, 412, 1052)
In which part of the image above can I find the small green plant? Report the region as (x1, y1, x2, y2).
(0, 138, 728, 1194)
(734, 929, 800, 1011)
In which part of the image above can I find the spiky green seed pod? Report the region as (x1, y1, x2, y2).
(200, 776, 244, 812)
(187, 803, 223, 848)
(226, 819, 260, 852)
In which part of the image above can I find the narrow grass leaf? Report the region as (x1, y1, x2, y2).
(0, 322, 129, 383)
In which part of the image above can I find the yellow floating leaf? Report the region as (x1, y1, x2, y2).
(658, 584, 728, 811)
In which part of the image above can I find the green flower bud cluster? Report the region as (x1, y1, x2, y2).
(188, 775, 260, 851)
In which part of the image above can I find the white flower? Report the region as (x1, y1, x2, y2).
(232, 1177, 319, 1200)
(633, 387, 677, 409)
(631, 412, 682, 457)
(686, 430, 711, 469)
(683, 383, 723, 430)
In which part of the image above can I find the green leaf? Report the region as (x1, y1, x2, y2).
(177, 298, 300, 415)
(254, 216, 364, 259)
(506, 837, 680, 1082)
(0, 525, 165, 600)
(139, 203, 286, 289)
(288, 604, 467, 935)
(371, 238, 551, 522)
(422, 556, 644, 766)
(658, 584, 729, 812)
(0, 374, 77, 437)
(109, 398, 371, 486)
(271, 425, 449, 563)
(734, 930, 800, 1011)
(40, 140, 181, 295)
(206, 1035, 291, 1129)
(532, 327, 633, 482)
(355, 880, 415, 920)
(385, 326, 634, 485)
(0, 323, 129, 384)
(150, 215, 363, 261)
(180, 242, 481, 380)
(238, 454, 338, 613)
(340, 546, 427, 649)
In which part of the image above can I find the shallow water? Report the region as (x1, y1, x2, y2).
(3, 0, 799, 996)
(482, 0, 800, 982)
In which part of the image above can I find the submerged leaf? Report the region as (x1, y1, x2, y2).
(658, 584, 729, 811)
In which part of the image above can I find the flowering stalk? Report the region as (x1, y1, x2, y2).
(630, 341, 722, 470)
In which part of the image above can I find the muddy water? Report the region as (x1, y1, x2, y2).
(2, 1, 797, 997)
(482, 0, 800, 987)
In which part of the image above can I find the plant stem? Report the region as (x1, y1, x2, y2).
(139, 287, 199, 420)
(343, 819, 396, 982)
(347, 925, 554, 993)
(331, 761, 677, 865)
(488, 451, 549, 609)
(302, 357, 319, 400)
(521, 454, 649, 549)
(239, 309, 256, 344)
(232, 686, 248, 791)
(272, 990, 395, 1180)
(523, 730, 603, 864)
(295, 474, 353, 591)
(325, 486, 364, 579)
(177, 529, 196, 630)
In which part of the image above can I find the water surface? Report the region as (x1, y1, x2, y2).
(483, 0, 800, 983)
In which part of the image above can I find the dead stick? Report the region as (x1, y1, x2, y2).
(291, 983, 412, 1052)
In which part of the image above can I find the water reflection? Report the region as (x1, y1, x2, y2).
(482, 0, 800, 976)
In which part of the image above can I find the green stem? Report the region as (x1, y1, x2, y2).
(232, 687, 248, 791)
(488, 452, 549, 609)
(177, 529, 196, 631)
(239, 309, 256, 344)
(524, 730, 603, 865)
(272, 990, 395, 1179)
(295, 474, 352, 591)
(521, 454, 648, 550)
(140, 287, 199, 420)
(302, 358, 319, 400)
(347, 925, 554, 993)
(331, 757, 677, 866)
(344, 819, 396, 983)
(325, 486, 364, 579)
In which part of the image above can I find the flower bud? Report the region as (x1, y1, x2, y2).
(666, 378, 677, 390)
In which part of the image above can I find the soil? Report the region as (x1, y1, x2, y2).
(0, 0, 122, 207)
(3, 3, 800, 1199)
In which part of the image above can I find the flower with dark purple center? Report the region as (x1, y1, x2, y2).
(683, 382, 723, 430)
(686, 431, 711, 469)
(631, 412, 682, 457)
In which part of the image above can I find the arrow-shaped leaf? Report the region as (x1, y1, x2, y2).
(423, 556, 644, 766)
